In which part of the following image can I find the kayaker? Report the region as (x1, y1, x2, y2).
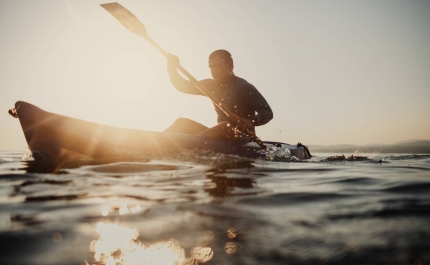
(165, 49, 273, 140)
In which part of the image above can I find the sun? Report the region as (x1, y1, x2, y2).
(104, 50, 156, 103)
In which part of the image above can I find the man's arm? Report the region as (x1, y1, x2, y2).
(253, 105, 273, 126)
(245, 84, 273, 126)
(167, 55, 204, 95)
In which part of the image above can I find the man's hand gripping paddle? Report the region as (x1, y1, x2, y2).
(101, 2, 266, 149)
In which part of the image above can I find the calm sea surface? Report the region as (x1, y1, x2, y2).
(0, 149, 429, 265)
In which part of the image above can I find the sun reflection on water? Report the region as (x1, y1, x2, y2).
(101, 203, 143, 217)
(224, 242, 237, 254)
(118, 206, 129, 215)
(102, 205, 110, 216)
(90, 222, 213, 265)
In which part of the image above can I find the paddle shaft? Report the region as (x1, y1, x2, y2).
(101, 3, 266, 148)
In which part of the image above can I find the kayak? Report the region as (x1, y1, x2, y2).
(9, 101, 311, 161)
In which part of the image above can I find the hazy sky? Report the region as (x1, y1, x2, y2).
(1, 0, 429, 150)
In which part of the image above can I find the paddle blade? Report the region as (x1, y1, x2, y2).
(101, 2, 148, 38)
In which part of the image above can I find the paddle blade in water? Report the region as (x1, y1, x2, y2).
(101, 2, 148, 38)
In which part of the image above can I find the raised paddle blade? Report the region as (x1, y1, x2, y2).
(101, 2, 148, 39)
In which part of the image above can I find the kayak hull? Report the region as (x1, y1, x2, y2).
(13, 101, 310, 161)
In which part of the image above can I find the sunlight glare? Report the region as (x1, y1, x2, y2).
(225, 242, 237, 254)
(104, 51, 155, 103)
(226, 228, 237, 239)
(90, 222, 214, 265)
(191, 246, 214, 263)
(102, 205, 110, 216)
(130, 204, 142, 213)
(119, 206, 129, 215)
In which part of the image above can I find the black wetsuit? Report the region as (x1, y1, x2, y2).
(168, 67, 273, 130)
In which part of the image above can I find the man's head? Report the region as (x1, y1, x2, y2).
(209, 50, 234, 82)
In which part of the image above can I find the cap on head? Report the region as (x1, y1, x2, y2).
(209, 50, 233, 64)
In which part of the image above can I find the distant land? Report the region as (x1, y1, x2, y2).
(309, 140, 430, 154)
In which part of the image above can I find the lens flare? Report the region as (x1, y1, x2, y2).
(52, 232, 63, 243)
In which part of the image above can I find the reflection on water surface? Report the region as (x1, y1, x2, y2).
(0, 151, 429, 264)
(91, 221, 213, 265)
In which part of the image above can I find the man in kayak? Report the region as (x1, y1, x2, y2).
(164, 49, 273, 140)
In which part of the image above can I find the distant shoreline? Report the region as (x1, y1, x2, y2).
(309, 140, 430, 154)
(1, 140, 430, 155)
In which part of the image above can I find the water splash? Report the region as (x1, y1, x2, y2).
(22, 147, 34, 161)
(257, 144, 295, 161)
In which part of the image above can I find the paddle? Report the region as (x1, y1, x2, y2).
(100, 2, 266, 149)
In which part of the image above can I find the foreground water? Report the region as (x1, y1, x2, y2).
(0, 150, 429, 265)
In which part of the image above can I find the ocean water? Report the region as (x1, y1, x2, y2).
(0, 149, 429, 265)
